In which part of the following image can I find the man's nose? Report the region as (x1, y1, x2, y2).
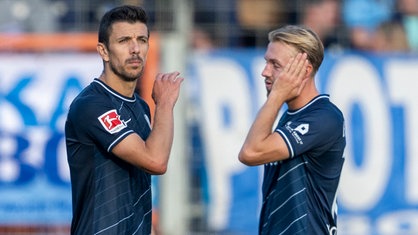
(261, 65, 270, 77)
(130, 41, 140, 54)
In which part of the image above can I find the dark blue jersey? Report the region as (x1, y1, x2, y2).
(260, 95, 345, 235)
(65, 79, 152, 235)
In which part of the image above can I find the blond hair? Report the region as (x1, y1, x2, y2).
(268, 25, 324, 75)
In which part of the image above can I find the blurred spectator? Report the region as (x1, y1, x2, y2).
(343, 0, 395, 50)
(371, 20, 410, 52)
(299, 0, 348, 50)
(190, 27, 215, 51)
(236, 0, 284, 47)
(57, 0, 154, 32)
(57, 0, 112, 31)
(395, 0, 418, 52)
(0, 0, 58, 32)
(193, 0, 240, 47)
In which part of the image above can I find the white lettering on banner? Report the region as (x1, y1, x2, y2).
(327, 56, 392, 210)
(338, 215, 371, 234)
(387, 61, 418, 204)
(0, 135, 19, 181)
(192, 52, 418, 234)
(194, 56, 256, 230)
(377, 210, 418, 234)
(0, 54, 100, 223)
(340, 211, 418, 235)
(0, 55, 98, 186)
(1, 53, 418, 232)
(252, 57, 269, 108)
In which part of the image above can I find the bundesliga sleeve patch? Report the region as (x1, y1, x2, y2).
(98, 109, 127, 134)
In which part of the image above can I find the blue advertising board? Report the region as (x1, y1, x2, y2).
(319, 52, 418, 235)
(0, 54, 101, 225)
(0, 51, 418, 234)
(188, 50, 418, 235)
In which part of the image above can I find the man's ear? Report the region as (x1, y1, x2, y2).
(306, 63, 314, 78)
(97, 43, 109, 62)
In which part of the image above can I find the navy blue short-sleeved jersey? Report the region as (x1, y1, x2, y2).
(259, 95, 345, 235)
(65, 79, 152, 235)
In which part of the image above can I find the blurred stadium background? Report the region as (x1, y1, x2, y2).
(0, 0, 418, 235)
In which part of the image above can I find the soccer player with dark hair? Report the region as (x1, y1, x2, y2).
(65, 5, 184, 234)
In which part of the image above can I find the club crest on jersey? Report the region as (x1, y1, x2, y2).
(98, 109, 127, 134)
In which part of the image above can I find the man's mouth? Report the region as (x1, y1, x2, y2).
(127, 57, 143, 65)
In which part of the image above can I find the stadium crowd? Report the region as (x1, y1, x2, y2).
(0, 0, 417, 52)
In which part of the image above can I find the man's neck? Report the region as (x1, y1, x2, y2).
(287, 82, 319, 110)
(99, 73, 138, 97)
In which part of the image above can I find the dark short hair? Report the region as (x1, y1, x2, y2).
(98, 5, 149, 47)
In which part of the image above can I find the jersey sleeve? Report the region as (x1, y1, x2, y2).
(275, 108, 344, 159)
(138, 95, 151, 121)
(69, 97, 134, 153)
